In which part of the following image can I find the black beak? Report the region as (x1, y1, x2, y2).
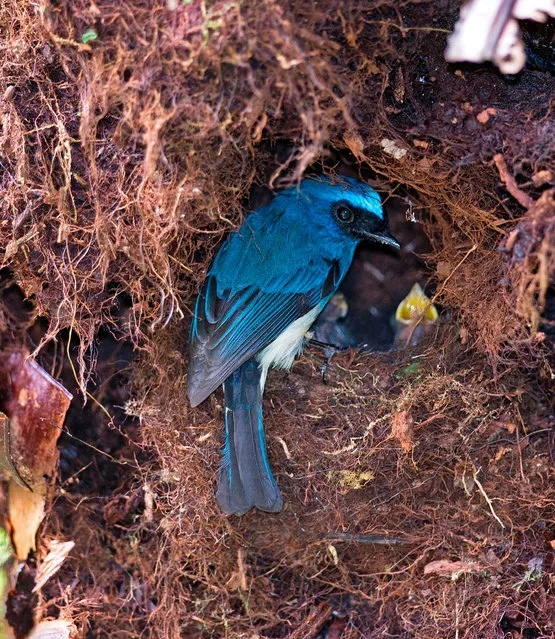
(367, 227, 401, 251)
(351, 209, 401, 250)
(376, 229, 400, 250)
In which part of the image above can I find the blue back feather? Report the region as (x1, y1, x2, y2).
(212, 176, 382, 295)
(189, 174, 386, 513)
(188, 175, 384, 407)
(279, 175, 383, 218)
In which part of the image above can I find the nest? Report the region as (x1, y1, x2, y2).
(0, 0, 554, 636)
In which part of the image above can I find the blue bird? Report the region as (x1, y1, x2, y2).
(188, 175, 399, 515)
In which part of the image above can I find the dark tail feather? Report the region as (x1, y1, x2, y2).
(217, 358, 283, 516)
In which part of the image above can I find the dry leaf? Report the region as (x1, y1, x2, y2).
(424, 559, 485, 577)
(412, 139, 429, 149)
(380, 138, 407, 159)
(1, 352, 72, 488)
(343, 133, 365, 160)
(460, 327, 469, 344)
(513, 0, 555, 22)
(494, 446, 512, 462)
(327, 544, 339, 565)
(33, 539, 75, 593)
(0, 412, 28, 488)
(8, 484, 47, 561)
(503, 421, 517, 434)
(446, 0, 555, 74)
(27, 620, 76, 639)
(391, 410, 414, 453)
(0, 350, 72, 559)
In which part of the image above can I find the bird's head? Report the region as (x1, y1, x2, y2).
(285, 175, 400, 250)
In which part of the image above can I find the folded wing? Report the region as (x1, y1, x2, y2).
(188, 258, 342, 406)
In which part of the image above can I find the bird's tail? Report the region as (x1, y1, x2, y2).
(217, 358, 283, 516)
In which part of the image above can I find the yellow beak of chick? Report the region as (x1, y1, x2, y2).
(395, 283, 438, 326)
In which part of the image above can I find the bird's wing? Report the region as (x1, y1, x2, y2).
(188, 259, 342, 406)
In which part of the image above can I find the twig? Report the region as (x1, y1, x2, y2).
(362, 19, 451, 35)
(471, 428, 553, 451)
(237, 548, 247, 592)
(494, 154, 534, 209)
(406, 244, 477, 344)
(514, 404, 527, 483)
(322, 532, 408, 545)
(61, 431, 139, 469)
(473, 467, 506, 529)
(290, 601, 333, 639)
(275, 436, 292, 460)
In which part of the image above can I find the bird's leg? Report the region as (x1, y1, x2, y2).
(321, 345, 337, 384)
(307, 337, 348, 384)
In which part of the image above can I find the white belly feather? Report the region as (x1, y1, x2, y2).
(257, 306, 321, 377)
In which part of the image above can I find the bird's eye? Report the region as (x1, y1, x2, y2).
(335, 205, 354, 223)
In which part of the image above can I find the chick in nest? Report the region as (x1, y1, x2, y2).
(393, 282, 438, 347)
